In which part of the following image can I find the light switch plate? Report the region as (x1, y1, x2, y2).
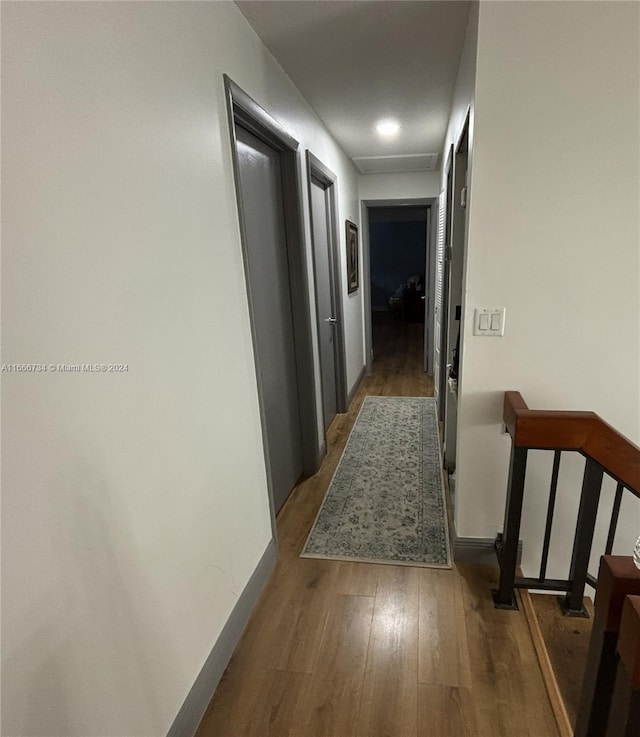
(474, 307, 506, 336)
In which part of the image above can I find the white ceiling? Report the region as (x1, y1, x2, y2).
(235, 0, 472, 172)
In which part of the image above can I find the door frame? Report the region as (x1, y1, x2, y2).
(306, 151, 348, 425)
(442, 110, 471, 471)
(360, 197, 437, 374)
(438, 146, 454, 421)
(224, 75, 322, 531)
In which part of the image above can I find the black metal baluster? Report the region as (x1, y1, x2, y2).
(561, 457, 605, 616)
(493, 445, 528, 610)
(605, 482, 624, 555)
(539, 450, 562, 582)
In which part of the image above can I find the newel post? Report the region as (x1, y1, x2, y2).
(575, 556, 640, 737)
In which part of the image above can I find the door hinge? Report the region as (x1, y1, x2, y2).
(461, 186, 468, 209)
(445, 245, 453, 262)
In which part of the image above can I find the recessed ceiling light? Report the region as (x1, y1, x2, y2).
(375, 119, 400, 137)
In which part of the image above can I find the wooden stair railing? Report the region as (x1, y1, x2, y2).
(494, 392, 640, 615)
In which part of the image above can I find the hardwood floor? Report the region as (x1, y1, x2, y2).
(196, 316, 559, 737)
(530, 593, 594, 730)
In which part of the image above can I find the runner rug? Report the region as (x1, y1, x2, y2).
(301, 395, 451, 568)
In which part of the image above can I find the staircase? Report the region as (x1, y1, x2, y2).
(493, 391, 640, 736)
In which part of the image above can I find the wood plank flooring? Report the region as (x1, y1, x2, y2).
(531, 593, 594, 730)
(196, 315, 559, 737)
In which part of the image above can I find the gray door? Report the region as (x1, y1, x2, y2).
(235, 124, 303, 512)
(309, 176, 338, 430)
(444, 127, 468, 473)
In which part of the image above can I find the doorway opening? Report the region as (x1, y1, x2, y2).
(369, 205, 428, 366)
(361, 198, 437, 378)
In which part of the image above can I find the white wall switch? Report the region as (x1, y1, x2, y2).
(474, 307, 506, 336)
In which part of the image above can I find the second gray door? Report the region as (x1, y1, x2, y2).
(235, 124, 303, 512)
(309, 175, 338, 430)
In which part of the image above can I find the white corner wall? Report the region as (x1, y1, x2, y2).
(1, 3, 362, 735)
(441, 1, 478, 179)
(359, 170, 440, 201)
(455, 0, 640, 577)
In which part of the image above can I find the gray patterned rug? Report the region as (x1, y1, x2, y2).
(301, 396, 451, 568)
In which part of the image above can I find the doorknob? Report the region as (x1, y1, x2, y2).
(325, 317, 337, 324)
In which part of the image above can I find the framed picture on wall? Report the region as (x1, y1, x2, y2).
(345, 220, 359, 294)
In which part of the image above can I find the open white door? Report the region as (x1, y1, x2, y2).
(423, 207, 435, 375)
(432, 189, 446, 414)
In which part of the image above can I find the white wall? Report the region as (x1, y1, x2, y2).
(454, 1, 640, 578)
(441, 1, 478, 179)
(359, 170, 440, 201)
(1, 2, 362, 735)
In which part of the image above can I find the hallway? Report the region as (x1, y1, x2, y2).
(196, 340, 559, 737)
(4, 2, 640, 734)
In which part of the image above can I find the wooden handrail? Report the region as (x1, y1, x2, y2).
(503, 391, 640, 495)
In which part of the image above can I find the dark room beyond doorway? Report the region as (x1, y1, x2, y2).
(368, 206, 428, 367)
